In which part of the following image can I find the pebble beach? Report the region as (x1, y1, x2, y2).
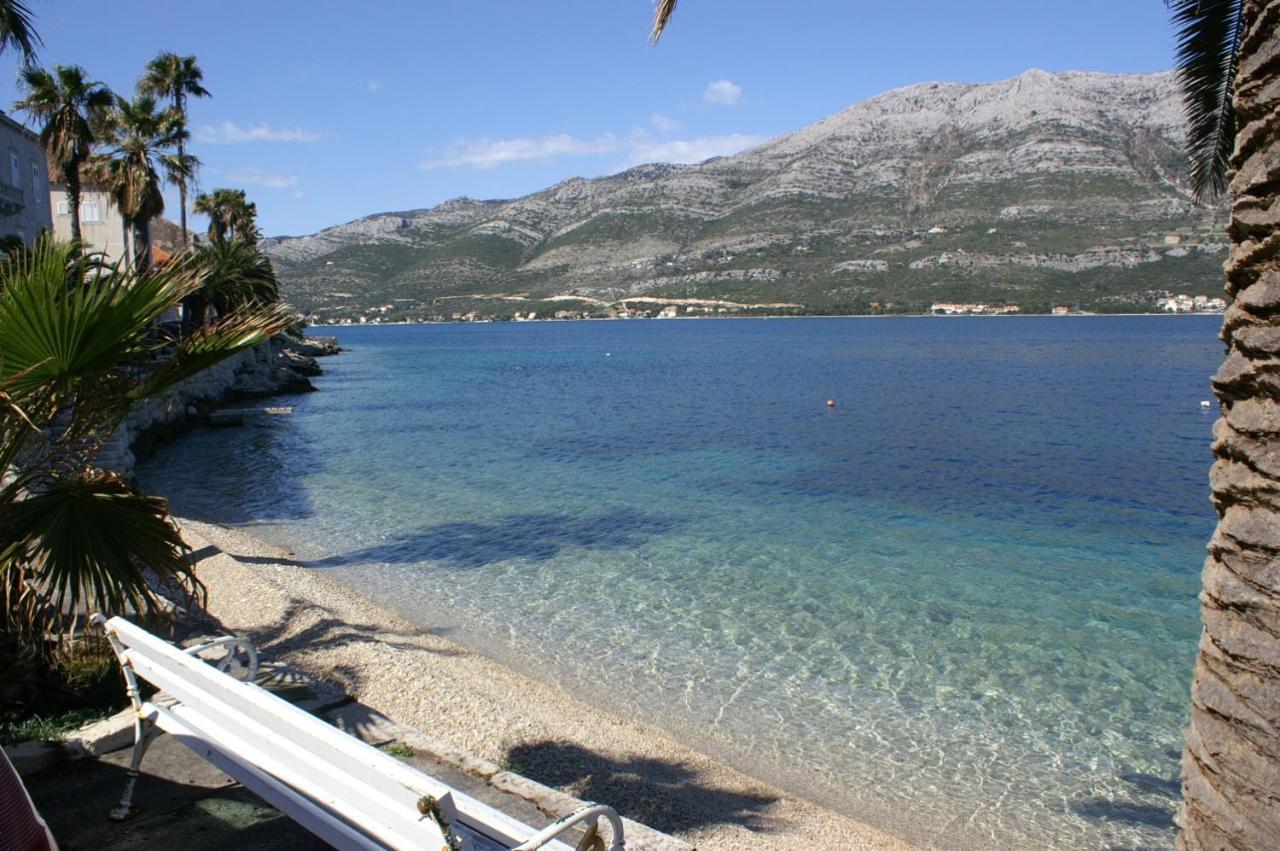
(180, 516, 917, 851)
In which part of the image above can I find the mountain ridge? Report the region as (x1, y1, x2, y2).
(264, 68, 1226, 321)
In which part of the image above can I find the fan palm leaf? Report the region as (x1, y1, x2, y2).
(136, 302, 289, 400)
(1, 238, 288, 653)
(0, 473, 200, 619)
(1167, 0, 1246, 199)
(0, 0, 39, 61)
(0, 242, 180, 400)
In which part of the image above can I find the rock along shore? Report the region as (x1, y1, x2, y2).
(97, 334, 341, 479)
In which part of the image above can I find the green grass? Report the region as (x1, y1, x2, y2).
(380, 741, 416, 759)
(1, 707, 112, 746)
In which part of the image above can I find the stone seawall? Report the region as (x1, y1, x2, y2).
(99, 335, 339, 478)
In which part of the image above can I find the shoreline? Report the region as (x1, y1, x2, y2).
(180, 515, 920, 851)
(311, 310, 1225, 328)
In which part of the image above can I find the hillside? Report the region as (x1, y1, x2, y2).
(263, 69, 1228, 321)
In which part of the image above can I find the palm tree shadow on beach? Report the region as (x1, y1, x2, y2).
(293, 509, 682, 570)
(186, 594, 465, 701)
(504, 740, 777, 835)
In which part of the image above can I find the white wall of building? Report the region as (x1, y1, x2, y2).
(0, 111, 52, 244)
(48, 185, 144, 264)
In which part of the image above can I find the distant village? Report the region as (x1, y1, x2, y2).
(307, 292, 1229, 325)
(1156, 293, 1227, 312)
(305, 299, 786, 325)
(926, 293, 1226, 316)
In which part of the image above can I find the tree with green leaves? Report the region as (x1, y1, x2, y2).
(193, 187, 259, 244)
(0, 0, 39, 61)
(139, 53, 209, 247)
(185, 239, 280, 328)
(653, 2, 1280, 848)
(87, 93, 191, 270)
(13, 65, 112, 244)
(0, 239, 289, 709)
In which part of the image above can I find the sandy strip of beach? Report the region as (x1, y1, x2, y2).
(178, 516, 918, 851)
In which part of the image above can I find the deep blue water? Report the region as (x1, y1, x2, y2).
(139, 316, 1221, 848)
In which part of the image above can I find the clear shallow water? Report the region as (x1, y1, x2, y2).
(139, 316, 1220, 849)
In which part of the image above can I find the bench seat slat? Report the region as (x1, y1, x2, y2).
(152, 702, 393, 851)
(127, 653, 442, 848)
(156, 697, 442, 849)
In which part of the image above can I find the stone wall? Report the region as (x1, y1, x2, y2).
(98, 335, 337, 478)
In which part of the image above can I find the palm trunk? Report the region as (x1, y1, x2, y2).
(1177, 2, 1280, 849)
(132, 218, 150, 272)
(176, 90, 189, 247)
(178, 179, 189, 247)
(66, 166, 82, 246)
(120, 216, 130, 268)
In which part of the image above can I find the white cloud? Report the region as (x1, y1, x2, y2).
(194, 121, 323, 144)
(367, 80, 381, 93)
(703, 79, 743, 106)
(421, 133, 623, 169)
(623, 133, 766, 167)
(649, 113, 683, 132)
(226, 166, 299, 189)
(420, 128, 766, 172)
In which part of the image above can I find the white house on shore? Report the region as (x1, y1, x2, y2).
(0, 110, 52, 244)
(48, 184, 148, 264)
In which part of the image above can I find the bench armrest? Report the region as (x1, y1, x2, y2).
(512, 804, 624, 851)
(182, 635, 259, 682)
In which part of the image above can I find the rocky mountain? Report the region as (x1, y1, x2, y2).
(263, 69, 1227, 320)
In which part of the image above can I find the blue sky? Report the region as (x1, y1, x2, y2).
(2, 1, 1181, 237)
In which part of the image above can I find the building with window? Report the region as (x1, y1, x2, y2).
(0, 110, 52, 244)
(48, 184, 147, 263)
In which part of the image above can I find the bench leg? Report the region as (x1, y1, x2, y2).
(109, 716, 158, 821)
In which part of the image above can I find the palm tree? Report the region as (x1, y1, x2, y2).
(231, 195, 261, 244)
(192, 189, 229, 242)
(0, 0, 39, 61)
(89, 93, 189, 269)
(13, 65, 112, 244)
(0, 239, 289, 691)
(1166, 2, 1280, 848)
(184, 239, 280, 328)
(138, 53, 209, 247)
(194, 187, 258, 244)
(652, 3, 1280, 848)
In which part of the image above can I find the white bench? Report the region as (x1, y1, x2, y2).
(92, 614, 624, 851)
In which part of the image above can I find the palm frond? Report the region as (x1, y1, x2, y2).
(134, 302, 290, 399)
(0, 0, 41, 62)
(651, 0, 678, 43)
(14, 65, 112, 179)
(139, 52, 210, 103)
(0, 472, 201, 618)
(1167, 0, 1246, 199)
(0, 240, 187, 401)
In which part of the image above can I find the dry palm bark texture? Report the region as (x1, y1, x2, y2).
(1179, 2, 1280, 849)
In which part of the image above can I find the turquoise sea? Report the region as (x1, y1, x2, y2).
(138, 316, 1221, 849)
